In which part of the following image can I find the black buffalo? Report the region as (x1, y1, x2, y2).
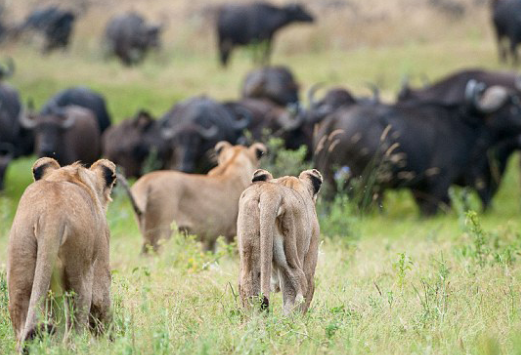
(305, 84, 380, 125)
(314, 81, 521, 215)
(102, 110, 171, 178)
(104, 12, 162, 66)
(398, 69, 521, 104)
(217, 2, 314, 67)
(398, 69, 521, 205)
(20, 105, 101, 166)
(241, 65, 300, 106)
(17, 6, 76, 53)
(223, 97, 306, 148)
(160, 96, 251, 173)
(225, 85, 379, 159)
(0, 71, 19, 191)
(0, 60, 32, 191)
(41, 87, 112, 133)
(491, 0, 521, 65)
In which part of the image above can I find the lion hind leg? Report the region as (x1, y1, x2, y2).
(8, 261, 35, 342)
(238, 200, 261, 309)
(63, 261, 95, 334)
(141, 208, 174, 254)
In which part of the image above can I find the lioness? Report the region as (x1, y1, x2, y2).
(237, 168, 323, 315)
(125, 141, 266, 253)
(7, 157, 116, 350)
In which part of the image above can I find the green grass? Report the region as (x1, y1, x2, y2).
(1, 19, 521, 354)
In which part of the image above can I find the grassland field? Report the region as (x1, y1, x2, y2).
(1, 0, 521, 354)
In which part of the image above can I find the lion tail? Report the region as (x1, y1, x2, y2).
(20, 216, 65, 346)
(117, 173, 143, 217)
(258, 192, 281, 311)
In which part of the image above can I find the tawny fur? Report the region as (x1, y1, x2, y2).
(7, 157, 116, 351)
(127, 142, 266, 253)
(237, 168, 323, 315)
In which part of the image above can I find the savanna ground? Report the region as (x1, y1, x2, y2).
(1, 0, 521, 353)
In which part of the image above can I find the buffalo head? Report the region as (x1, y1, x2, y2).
(241, 66, 300, 107)
(466, 80, 521, 139)
(102, 110, 168, 178)
(284, 4, 315, 23)
(19, 105, 77, 159)
(161, 96, 251, 173)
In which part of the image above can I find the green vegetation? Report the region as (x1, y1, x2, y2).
(1, 1, 521, 353)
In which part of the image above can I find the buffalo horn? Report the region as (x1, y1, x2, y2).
(60, 110, 78, 129)
(231, 107, 252, 130)
(18, 108, 37, 129)
(197, 124, 219, 139)
(161, 126, 176, 139)
(364, 82, 380, 103)
(277, 110, 304, 131)
(307, 83, 324, 109)
(475, 86, 509, 114)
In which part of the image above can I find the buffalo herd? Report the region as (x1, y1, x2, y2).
(2, 57, 521, 216)
(1, 1, 521, 216)
(0, 2, 315, 67)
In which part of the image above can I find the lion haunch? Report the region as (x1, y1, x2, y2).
(7, 157, 116, 351)
(237, 168, 323, 315)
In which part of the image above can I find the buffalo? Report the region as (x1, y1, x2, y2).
(305, 84, 380, 125)
(104, 12, 162, 66)
(223, 97, 306, 149)
(16, 6, 76, 53)
(398, 69, 521, 104)
(160, 96, 251, 173)
(225, 85, 379, 159)
(0, 60, 32, 191)
(314, 81, 521, 215)
(41, 86, 112, 133)
(241, 66, 300, 106)
(491, 0, 521, 65)
(20, 105, 101, 166)
(398, 69, 521, 205)
(102, 110, 171, 178)
(0, 143, 13, 191)
(217, 2, 314, 67)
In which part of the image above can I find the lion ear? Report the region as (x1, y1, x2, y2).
(250, 143, 267, 160)
(299, 169, 323, 198)
(215, 141, 232, 156)
(252, 169, 273, 183)
(90, 159, 117, 189)
(32, 157, 60, 181)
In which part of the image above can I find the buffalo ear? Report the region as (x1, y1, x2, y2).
(90, 159, 117, 189)
(299, 169, 323, 198)
(32, 157, 60, 181)
(250, 142, 267, 160)
(215, 141, 231, 157)
(252, 169, 273, 183)
(134, 110, 154, 131)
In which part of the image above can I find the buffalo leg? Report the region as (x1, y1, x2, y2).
(261, 39, 272, 65)
(510, 40, 519, 66)
(412, 188, 450, 216)
(219, 39, 233, 67)
(495, 32, 507, 63)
